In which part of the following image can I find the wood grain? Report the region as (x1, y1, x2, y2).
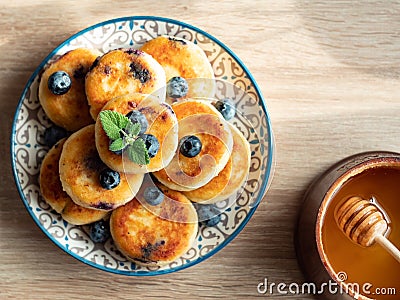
(2, 0, 400, 299)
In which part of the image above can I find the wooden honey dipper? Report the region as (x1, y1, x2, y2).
(335, 196, 400, 263)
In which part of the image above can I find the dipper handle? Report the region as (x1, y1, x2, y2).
(374, 234, 400, 263)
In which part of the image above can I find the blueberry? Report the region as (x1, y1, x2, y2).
(204, 214, 221, 227)
(99, 168, 120, 190)
(89, 220, 110, 243)
(180, 135, 202, 158)
(141, 134, 160, 158)
(195, 204, 213, 220)
(195, 204, 221, 226)
(129, 63, 150, 84)
(213, 98, 236, 120)
(43, 125, 68, 148)
(47, 71, 72, 95)
(167, 76, 188, 98)
(126, 110, 148, 135)
(143, 186, 164, 206)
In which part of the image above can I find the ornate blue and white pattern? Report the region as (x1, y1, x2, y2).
(11, 16, 274, 276)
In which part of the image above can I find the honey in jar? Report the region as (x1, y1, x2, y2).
(322, 166, 400, 299)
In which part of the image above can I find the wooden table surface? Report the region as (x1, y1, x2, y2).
(2, 1, 400, 299)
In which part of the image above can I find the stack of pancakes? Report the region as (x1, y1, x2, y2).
(38, 36, 251, 266)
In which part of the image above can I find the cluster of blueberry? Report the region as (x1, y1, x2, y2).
(45, 73, 234, 242)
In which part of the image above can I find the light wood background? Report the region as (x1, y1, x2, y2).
(2, 1, 400, 299)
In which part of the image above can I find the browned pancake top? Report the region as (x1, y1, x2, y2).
(38, 48, 100, 131)
(141, 36, 214, 80)
(85, 49, 166, 119)
(183, 123, 251, 203)
(141, 36, 215, 101)
(59, 125, 143, 211)
(39, 138, 107, 225)
(183, 156, 233, 202)
(153, 100, 233, 190)
(95, 93, 178, 174)
(110, 183, 198, 266)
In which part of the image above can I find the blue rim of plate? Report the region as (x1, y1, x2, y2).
(10, 16, 274, 276)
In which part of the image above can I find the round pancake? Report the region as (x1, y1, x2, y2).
(85, 48, 166, 119)
(140, 36, 215, 101)
(183, 123, 251, 203)
(110, 181, 198, 266)
(152, 100, 233, 191)
(38, 48, 101, 131)
(59, 125, 144, 211)
(39, 138, 108, 225)
(95, 93, 178, 174)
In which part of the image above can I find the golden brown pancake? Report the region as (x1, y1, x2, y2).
(110, 181, 198, 266)
(85, 48, 166, 119)
(183, 157, 233, 203)
(95, 93, 178, 174)
(38, 48, 101, 131)
(140, 36, 215, 101)
(183, 123, 251, 203)
(152, 99, 233, 191)
(59, 125, 144, 211)
(39, 138, 108, 225)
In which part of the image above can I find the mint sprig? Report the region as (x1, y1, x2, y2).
(99, 110, 150, 165)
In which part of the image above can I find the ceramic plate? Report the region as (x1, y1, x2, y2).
(11, 16, 274, 275)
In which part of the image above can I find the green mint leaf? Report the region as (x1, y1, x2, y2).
(109, 138, 125, 152)
(99, 110, 131, 140)
(127, 138, 150, 165)
(125, 122, 141, 137)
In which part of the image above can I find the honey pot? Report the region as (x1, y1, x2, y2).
(296, 152, 400, 300)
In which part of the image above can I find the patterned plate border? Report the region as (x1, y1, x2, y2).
(10, 16, 274, 276)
